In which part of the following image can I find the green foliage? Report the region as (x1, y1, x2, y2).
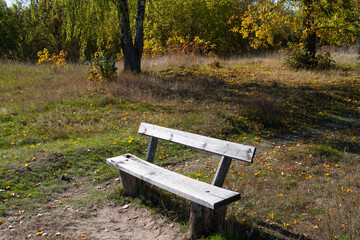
(0, 0, 121, 61)
(0, 1, 21, 59)
(236, 0, 360, 68)
(58, 0, 120, 62)
(145, 0, 249, 56)
(234, 0, 298, 49)
(88, 51, 118, 82)
(241, 0, 360, 49)
(310, 144, 343, 162)
(285, 46, 335, 70)
(2, 0, 360, 63)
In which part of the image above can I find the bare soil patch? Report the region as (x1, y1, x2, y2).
(0, 180, 184, 240)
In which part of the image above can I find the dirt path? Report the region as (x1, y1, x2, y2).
(0, 177, 184, 240)
(0, 203, 184, 240)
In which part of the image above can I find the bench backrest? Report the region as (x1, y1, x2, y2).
(139, 122, 255, 163)
(138, 122, 255, 188)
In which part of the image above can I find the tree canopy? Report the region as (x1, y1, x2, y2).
(236, 0, 360, 55)
(1, 0, 360, 66)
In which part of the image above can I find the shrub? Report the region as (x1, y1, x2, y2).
(285, 46, 335, 70)
(37, 48, 67, 69)
(88, 51, 117, 83)
(207, 60, 222, 68)
(166, 36, 215, 55)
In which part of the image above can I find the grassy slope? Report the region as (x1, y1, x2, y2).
(0, 55, 360, 239)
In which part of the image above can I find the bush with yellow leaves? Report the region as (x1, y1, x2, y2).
(166, 36, 215, 55)
(37, 48, 67, 69)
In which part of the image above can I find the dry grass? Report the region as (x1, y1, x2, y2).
(0, 62, 89, 105)
(115, 55, 221, 72)
(1, 53, 360, 239)
(240, 93, 285, 128)
(104, 54, 360, 239)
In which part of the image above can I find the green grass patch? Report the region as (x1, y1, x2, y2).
(1, 57, 360, 239)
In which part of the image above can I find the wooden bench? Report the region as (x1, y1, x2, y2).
(106, 122, 255, 239)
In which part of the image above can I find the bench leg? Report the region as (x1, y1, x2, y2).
(187, 202, 227, 239)
(119, 170, 140, 197)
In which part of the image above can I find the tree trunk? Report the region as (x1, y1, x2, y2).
(303, 0, 316, 59)
(304, 31, 316, 58)
(116, 0, 145, 73)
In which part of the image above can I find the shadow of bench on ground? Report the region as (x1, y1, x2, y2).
(133, 184, 312, 240)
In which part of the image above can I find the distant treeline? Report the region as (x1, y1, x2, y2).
(0, 0, 359, 62)
(0, 0, 277, 61)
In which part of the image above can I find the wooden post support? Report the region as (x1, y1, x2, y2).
(187, 156, 233, 239)
(212, 156, 232, 187)
(145, 137, 158, 163)
(119, 170, 140, 197)
(187, 202, 227, 239)
(142, 137, 159, 193)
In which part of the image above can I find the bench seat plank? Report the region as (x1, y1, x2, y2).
(107, 154, 241, 209)
(138, 122, 255, 163)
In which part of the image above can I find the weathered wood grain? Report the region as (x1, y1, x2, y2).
(119, 170, 140, 197)
(107, 154, 241, 209)
(188, 202, 227, 239)
(145, 137, 158, 163)
(138, 122, 255, 163)
(211, 156, 232, 187)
